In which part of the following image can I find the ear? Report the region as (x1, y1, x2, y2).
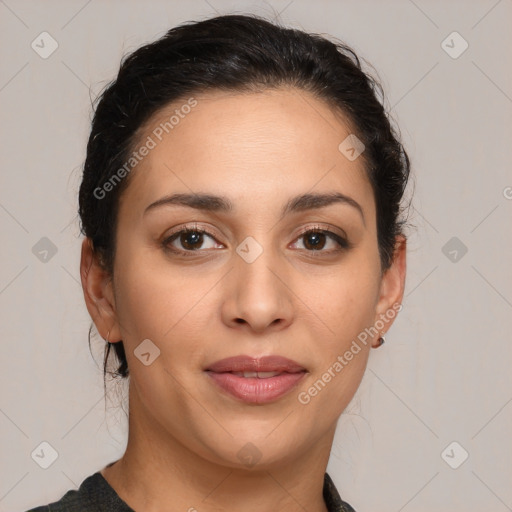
(80, 238, 122, 343)
(372, 234, 407, 347)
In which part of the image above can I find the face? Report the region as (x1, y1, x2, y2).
(82, 87, 405, 470)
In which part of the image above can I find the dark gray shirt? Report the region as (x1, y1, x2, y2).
(27, 471, 356, 511)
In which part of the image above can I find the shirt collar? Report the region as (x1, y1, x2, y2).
(323, 472, 356, 512)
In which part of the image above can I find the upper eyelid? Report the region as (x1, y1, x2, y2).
(295, 224, 347, 239)
(165, 224, 219, 241)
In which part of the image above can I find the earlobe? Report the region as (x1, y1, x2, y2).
(372, 333, 386, 348)
(79, 238, 122, 342)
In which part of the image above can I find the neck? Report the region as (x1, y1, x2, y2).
(101, 383, 335, 512)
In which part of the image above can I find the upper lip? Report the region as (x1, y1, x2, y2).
(205, 355, 306, 373)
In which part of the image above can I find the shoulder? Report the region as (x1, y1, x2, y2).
(26, 486, 92, 511)
(25, 471, 133, 512)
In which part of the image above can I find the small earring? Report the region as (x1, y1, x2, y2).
(105, 330, 111, 343)
(375, 333, 386, 348)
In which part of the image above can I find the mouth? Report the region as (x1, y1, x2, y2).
(204, 355, 307, 404)
(228, 371, 288, 378)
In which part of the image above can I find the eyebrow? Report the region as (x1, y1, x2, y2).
(143, 191, 365, 225)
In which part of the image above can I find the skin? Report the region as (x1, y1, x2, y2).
(80, 86, 406, 512)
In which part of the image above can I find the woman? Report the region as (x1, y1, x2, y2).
(29, 13, 409, 512)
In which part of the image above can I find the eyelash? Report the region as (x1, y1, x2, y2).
(161, 223, 352, 257)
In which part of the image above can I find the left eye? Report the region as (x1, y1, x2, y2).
(290, 229, 348, 252)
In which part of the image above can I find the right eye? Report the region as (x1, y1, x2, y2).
(162, 226, 224, 255)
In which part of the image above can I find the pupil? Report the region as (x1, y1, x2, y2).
(306, 232, 325, 250)
(182, 231, 203, 249)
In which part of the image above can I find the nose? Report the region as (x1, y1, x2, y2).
(221, 246, 294, 334)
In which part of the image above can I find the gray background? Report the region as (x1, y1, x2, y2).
(1, 1, 511, 511)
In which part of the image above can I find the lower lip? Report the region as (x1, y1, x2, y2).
(205, 371, 306, 404)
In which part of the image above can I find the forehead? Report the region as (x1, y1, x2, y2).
(120, 87, 374, 219)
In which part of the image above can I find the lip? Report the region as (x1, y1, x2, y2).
(205, 355, 306, 373)
(205, 355, 307, 404)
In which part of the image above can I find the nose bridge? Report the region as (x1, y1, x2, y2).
(235, 233, 281, 301)
(223, 233, 293, 332)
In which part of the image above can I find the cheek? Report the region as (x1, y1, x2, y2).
(112, 248, 215, 363)
(114, 265, 169, 337)
(295, 254, 380, 341)
(291, 249, 378, 409)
